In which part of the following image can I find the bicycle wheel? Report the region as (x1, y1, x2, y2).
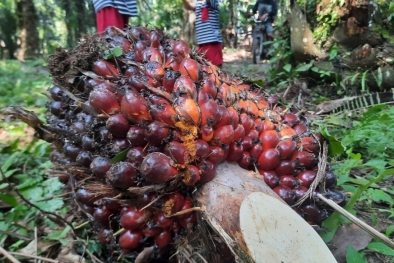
(252, 37, 261, 64)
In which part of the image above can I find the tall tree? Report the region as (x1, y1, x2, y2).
(16, 0, 39, 60)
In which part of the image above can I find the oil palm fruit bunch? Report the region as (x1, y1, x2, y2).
(42, 25, 346, 261)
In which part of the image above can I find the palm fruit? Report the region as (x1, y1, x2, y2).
(44, 25, 345, 261)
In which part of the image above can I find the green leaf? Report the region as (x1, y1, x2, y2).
(1, 152, 20, 174)
(251, 79, 265, 87)
(320, 127, 345, 156)
(45, 226, 71, 246)
(295, 62, 313, 72)
(367, 242, 394, 256)
(110, 146, 131, 164)
(346, 245, 367, 263)
(112, 47, 123, 57)
(386, 225, 394, 236)
(0, 194, 18, 206)
(320, 212, 343, 242)
(329, 44, 338, 60)
(283, 64, 292, 73)
(366, 189, 394, 206)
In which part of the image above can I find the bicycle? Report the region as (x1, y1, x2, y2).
(251, 18, 268, 64)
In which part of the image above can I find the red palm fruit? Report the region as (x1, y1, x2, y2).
(144, 61, 165, 81)
(129, 74, 159, 91)
(97, 228, 112, 244)
(98, 126, 112, 142)
(142, 225, 162, 237)
(183, 165, 201, 186)
(48, 86, 64, 101)
(161, 193, 185, 215)
(201, 77, 217, 99)
(64, 143, 82, 160)
(106, 113, 130, 138)
(257, 148, 280, 170)
(155, 229, 172, 248)
(145, 121, 170, 145)
(237, 151, 253, 170)
(227, 106, 239, 127)
(106, 162, 138, 189)
(292, 151, 317, 169)
(260, 130, 280, 150)
(162, 69, 181, 92)
(89, 87, 120, 114)
(111, 138, 131, 153)
(178, 212, 197, 229)
(178, 197, 194, 219)
(259, 170, 280, 189)
(173, 39, 193, 57)
(324, 170, 337, 189)
(179, 58, 200, 81)
(120, 206, 152, 230)
(137, 192, 158, 208)
(195, 139, 210, 159)
(215, 105, 231, 128)
(93, 206, 115, 225)
(111, 35, 132, 52)
(293, 186, 309, 202)
(246, 101, 259, 117)
(197, 160, 217, 183)
(262, 119, 275, 132)
(82, 135, 95, 151)
(241, 136, 253, 151)
(76, 188, 109, 206)
(150, 102, 179, 126)
(127, 126, 147, 147)
(174, 96, 201, 125)
(300, 137, 319, 153)
(164, 52, 183, 71)
(239, 113, 254, 134)
(253, 118, 264, 132)
(250, 143, 263, 160)
(273, 185, 295, 205)
(275, 160, 296, 176)
(267, 94, 280, 105)
(153, 211, 175, 228)
(279, 127, 297, 138)
(222, 143, 230, 160)
(300, 204, 322, 224)
(129, 27, 146, 40)
(90, 156, 112, 178)
(200, 125, 214, 142)
(283, 113, 300, 127)
(164, 141, 189, 164)
(140, 152, 178, 183)
(279, 175, 296, 188)
(173, 75, 197, 100)
(149, 30, 162, 48)
(293, 123, 308, 135)
(296, 170, 316, 188)
(227, 142, 244, 162)
(76, 151, 93, 167)
(197, 89, 210, 105)
(123, 66, 141, 78)
(246, 129, 259, 141)
(217, 83, 230, 104)
(142, 47, 163, 63)
(206, 146, 225, 164)
(119, 230, 144, 251)
(121, 90, 151, 124)
(256, 96, 269, 109)
(211, 125, 234, 145)
(276, 139, 297, 159)
(93, 59, 119, 79)
(50, 101, 65, 117)
(70, 121, 86, 134)
(200, 99, 221, 126)
(102, 198, 122, 211)
(233, 124, 246, 142)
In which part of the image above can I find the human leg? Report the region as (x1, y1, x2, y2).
(264, 22, 275, 40)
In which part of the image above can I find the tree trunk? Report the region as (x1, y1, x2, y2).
(181, 7, 196, 45)
(16, 0, 39, 60)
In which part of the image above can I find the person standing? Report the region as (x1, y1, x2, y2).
(93, 0, 138, 34)
(249, 0, 277, 40)
(182, 0, 223, 67)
